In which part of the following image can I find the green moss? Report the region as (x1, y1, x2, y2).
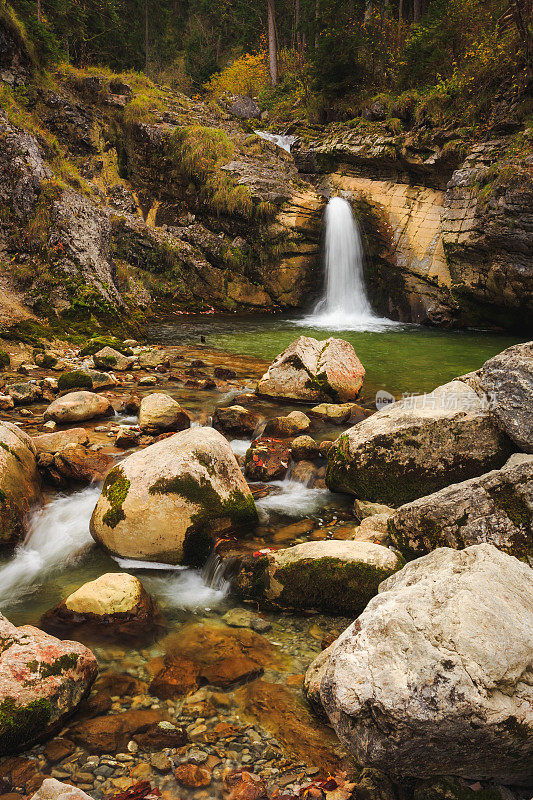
(148, 473, 258, 530)
(79, 337, 133, 357)
(57, 370, 94, 392)
(25, 653, 79, 679)
(0, 697, 53, 754)
(102, 467, 131, 529)
(274, 555, 400, 615)
(489, 483, 529, 529)
(0, 442, 23, 465)
(35, 352, 57, 369)
(0, 350, 10, 370)
(0, 489, 6, 504)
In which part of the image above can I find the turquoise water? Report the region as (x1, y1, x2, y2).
(154, 315, 524, 399)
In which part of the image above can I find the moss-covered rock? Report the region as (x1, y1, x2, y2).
(0, 421, 42, 548)
(57, 370, 94, 392)
(235, 540, 402, 615)
(90, 427, 258, 566)
(0, 350, 11, 370)
(79, 337, 133, 357)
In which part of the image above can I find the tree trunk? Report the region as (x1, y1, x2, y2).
(267, 0, 277, 84)
(145, 0, 149, 76)
(314, 0, 319, 47)
(413, 0, 422, 22)
(295, 0, 302, 52)
(398, 0, 403, 32)
(364, 0, 373, 23)
(36, 0, 41, 22)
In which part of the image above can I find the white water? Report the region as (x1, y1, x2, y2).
(257, 478, 332, 519)
(254, 130, 296, 153)
(302, 196, 397, 332)
(229, 439, 251, 457)
(0, 487, 99, 608)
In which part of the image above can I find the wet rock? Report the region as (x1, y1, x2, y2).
(290, 459, 318, 486)
(353, 499, 394, 521)
(223, 770, 268, 800)
(0, 613, 97, 755)
(138, 393, 190, 434)
(310, 544, 533, 783)
(133, 720, 187, 751)
(50, 445, 114, 484)
(138, 375, 157, 386)
(6, 381, 42, 405)
(33, 429, 89, 454)
(201, 655, 263, 688)
(310, 402, 366, 424)
(235, 540, 401, 615)
(66, 709, 167, 754)
(327, 380, 513, 506)
(29, 778, 93, 800)
(350, 512, 393, 546)
(90, 427, 258, 565)
(42, 738, 76, 765)
(44, 391, 113, 424)
(138, 350, 169, 369)
(149, 752, 172, 773)
(0, 422, 42, 547)
(93, 346, 131, 372)
(115, 429, 140, 449)
(476, 341, 533, 453)
(214, 366, 237, 380)
(244, 438, 290, 481)
(150, 656, 200, 699)
(257, 336, 365, 402)
(290, 435, 320, 461)
(121, 394, 141, 414)
(212, 406, 262, 438)
(42, 573, 162, 640)
(389, 453, 533, 561)
(0, 394, 14, 410)
(174, 763, 212, 788)
(93, 671, 148, 697)
(261, 411, 311, 439)
(57, 370, 117, 393)
(222, 608, 272, 632)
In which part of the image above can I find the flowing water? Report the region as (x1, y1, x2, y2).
(303, 196, 397, 332)
(254, 129, 296, 152)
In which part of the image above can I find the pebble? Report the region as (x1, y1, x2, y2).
(188, 749, 209, 765)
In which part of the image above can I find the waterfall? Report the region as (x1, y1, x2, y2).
(303, 196, 396, 331)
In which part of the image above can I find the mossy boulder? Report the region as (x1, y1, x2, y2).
(0, 422, 42, 547)
(93, 346, 131, 372)
(79, 337, 133, 357)
(257, 336, 365, 402)
(326, 380, 513, 506)
(0, 611, 97, 755)
(389, 453, 533, 561)
(57, 371, 93, 392)
(90, 427, 258, 566)
(0, 350, 11, 370)
(307, 544, 533, 784)
(234, 540, 402, 615)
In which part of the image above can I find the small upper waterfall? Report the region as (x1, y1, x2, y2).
(303, 196, 396, 331)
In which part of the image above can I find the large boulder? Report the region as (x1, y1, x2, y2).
(57, 370, 117, 393)
(308, 544, 533, 784)
(0, 422, 42, 547)
(244, 437, 290, 481)
(93, 346, 131, 372)
(326, 380, 513, 506)
(0, 613, 97, 755)
(49, 445, 114, 485)
(90, 427, 258, 565)
(256, 336, 365, 402)
(138, 393, 190, 434)
(33, 428, 89, 454)
(389, 453, 533, 561)
(476, 341, 533, 453)
(44, 391, 113, 424)
(234, 540, 402, 615)
(41, 573, 162, 640)
(212, 405, 262, 438)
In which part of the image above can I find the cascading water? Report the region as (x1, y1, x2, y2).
(302, 196, 396, 332)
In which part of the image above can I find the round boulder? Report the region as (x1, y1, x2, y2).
(44, 391, 113, 424)
(309, 544, 533, 784)
(0, 422, 42, 547)
(90, 427, 258, 565)
(138, 393, 190, 434)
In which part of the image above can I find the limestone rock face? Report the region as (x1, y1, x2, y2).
(0, 613, 97, 755)
(389, 453, 533, 561)
(90, 427, 258, 565)
(234, 540, 401, 615)
(44, 391, 113, 424)
(476, 341, 533, 453)
(310, 544, 533, 784)
(42, 573, 161, 640)
(138, 393, 190, 434)
(326, 380, 513, 506)
(0, 422, 42, 547)
(257, 336, 365, 402)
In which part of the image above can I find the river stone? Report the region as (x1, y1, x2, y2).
(261, 411, 311, 438)
(44, 391, 113, 424)
(42, 573, 160, 640)
(93, 346, 131, 372)
(212, 405, 262, 437)
(310, 544, 533, 783)
(33, 428, 89, 454)
(326, 380, 513, 506)
(138, 349, 169, 369)
(350, 512, 393, 546)
(477, 341, 533, 453)
(6, 381, 42, 405)
(244, 437, 290, 481)
(290, 435, 320, 461)
(57, 370, 117, 392)
(52, 444, 114, 484)
(0, 422, 42, 547)
(0, 612, 97, 755)
(138, 393, 190, 433)
(234, 540, 402, 615)
(90, 427, 258, 565)
(256, 336, 365, 402)
(388, 453, 533, 561)
(29, 778, 93, 800)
